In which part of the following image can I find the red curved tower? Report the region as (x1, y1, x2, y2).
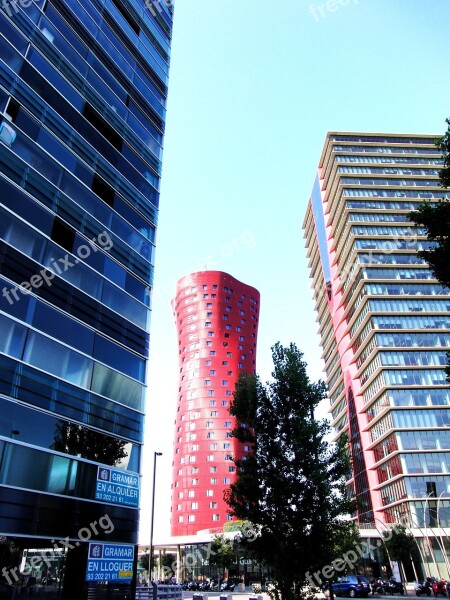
(170, 271, 260, 536)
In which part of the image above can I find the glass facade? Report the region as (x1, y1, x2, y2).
(0, 0, 172, 596)
(303, 132, 450, 578)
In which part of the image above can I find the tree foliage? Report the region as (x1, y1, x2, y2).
(437, 118, 450, 188)
(51, 421, 128, 465)
(209, 535, 235, 574)
(224, 342, 355, 600)
(382, 526, 421, 580)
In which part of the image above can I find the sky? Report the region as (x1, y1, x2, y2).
(139, 0, 450, 544)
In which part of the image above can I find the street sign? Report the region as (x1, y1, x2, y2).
(86, 543, 134, 582)
(95, 466, 140, 508)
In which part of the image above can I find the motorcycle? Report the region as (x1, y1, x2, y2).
(416, 580, 432, 597)
(385, 579, 404, 595)
(220, 580, 236, 592)
(432, 580, 447, 598)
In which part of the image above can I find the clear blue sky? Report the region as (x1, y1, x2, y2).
(139, 0, 450, 543)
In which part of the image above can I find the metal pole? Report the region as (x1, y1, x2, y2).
(149, 452, 162, 582)
(436, 490, 450, 577)
(423, 491, 441, 578)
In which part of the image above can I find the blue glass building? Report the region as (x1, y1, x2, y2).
(0, 0, 172, 596)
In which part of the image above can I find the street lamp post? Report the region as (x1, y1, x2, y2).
(149, 451, 162, 582)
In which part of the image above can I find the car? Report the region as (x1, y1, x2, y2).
(332, 575, 371, 598)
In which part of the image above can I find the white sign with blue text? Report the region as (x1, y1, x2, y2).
(86, 543, 134, 582)
(95, 466, 140, 507)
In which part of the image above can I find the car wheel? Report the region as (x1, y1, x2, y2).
(349, 590, 356, 598)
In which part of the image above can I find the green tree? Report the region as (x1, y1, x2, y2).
(437, 118, 450, 188)
(382, 526, 422, 582)
(209, 535, 235, 579)
(139, 550, 150, 571)
(224, 342, 355, 600)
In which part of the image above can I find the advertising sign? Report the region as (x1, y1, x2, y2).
(95, 467, 140, 508)
(86, 543, 134, 582)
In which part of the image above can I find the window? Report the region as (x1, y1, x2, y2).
(244, 445, 249, 451)
(206, 303, 212, 308)
(210, 370, 216, 375)
(210, 478, 218, 484)
(225, 454, 233, 461)
(207, 432, 215, 439)
(211, 411, 218, 417)
(222, 380, 228, 386)
(223, 477, 230, 484)
(206, 455, 214, 461)
(206, 421, 213, 428)
(208, 331, 214, 337)
(209, 502, 217, 508)
(205, 360, 211, 366)
(225, 391, 231, 396)
(229, 466, 235, 472)
(223, 443, 230, 449)
(191, 502, 198, 509)
(205, 321, 211, 327)
(210, 466, 217, 472)
(222, 361, 228, 366)
(209, 400, 216, 406)
(210, 350, 216, 356)
(178, 516, 184, 523)
(208, 390, 215, 396)
(192, 478, 199, 485)
(212, 514, 220, 521)
(206, 490, 214, 496)
(221, 400, 228, 406)
(204, 379, 211, 386)
(227, 352, 232, 357)
(188, 515, 195, 522)
(206, 341, 212, 347)
(238, 363, 243, 369)
(225, 421, 231, 427)
(188, 490, 195, 497)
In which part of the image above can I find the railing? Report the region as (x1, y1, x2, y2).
(135, 584, 182, 600)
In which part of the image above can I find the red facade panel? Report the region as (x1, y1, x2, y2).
(170, 271, 260, 536)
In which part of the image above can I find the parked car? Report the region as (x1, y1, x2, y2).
(332, 575, 371, 598)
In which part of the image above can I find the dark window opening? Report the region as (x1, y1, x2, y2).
(111, 0, 140, 34)
(5, 97, 20, 122)
(82, 103, 122, 151)
(92, 174, 115, 207)
(51, 218, 75, 252)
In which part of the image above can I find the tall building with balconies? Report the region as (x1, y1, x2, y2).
(0, 0, 172, 596)
(170, 271, 260, 537)
(303, 132, 450, 577)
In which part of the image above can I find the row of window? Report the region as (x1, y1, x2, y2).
(0, 316, 144, 410)
(337, 155, 442, 165)
(0, 439, 139, 503)
(343, 188, 446, 199)
(177, 514, 231, 523)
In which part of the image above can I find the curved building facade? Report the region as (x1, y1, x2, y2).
(170, 271, 260, 537)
